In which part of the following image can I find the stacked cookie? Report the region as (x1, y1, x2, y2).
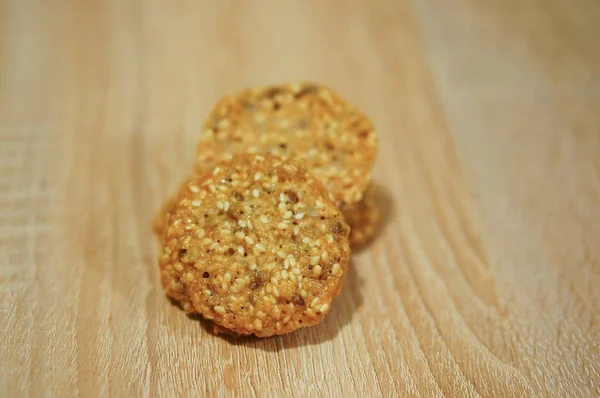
(154, 82, 378, 337)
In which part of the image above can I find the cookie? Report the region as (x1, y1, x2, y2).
(195, 82, 377, 206)
(342, 184, 382, 248)
(160, 153, 351, 337)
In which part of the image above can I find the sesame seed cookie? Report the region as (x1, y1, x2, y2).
(160, 153, 351, 337)
(195, 82, 377, 206)
(342, 184, 382, 248)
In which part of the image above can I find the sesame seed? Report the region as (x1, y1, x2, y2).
(217, 201, 224, 210)
(288, 255, 296, 266)
(293, 226, 300, 236)
(292, 267, 301, 275)
(252, 189, 260, 198)
(192, 200, 202, 207)
(247, 219, 253, 229)
(254, 319, 263, 331)
(272, 307, 281, 318)
(218, 185, 227, 192)
(212, 167, 220, 175)
(281, 269, 289, 279)
(277, 250, 287, 259)
(260, 215, 269, 223)
(224, 272, 232, 282)
(283, 314, 292, 324)
(272, 286, 280, 297)
(270, 277, 278, 285)
(214, 305, 226, 314)
(302, 237, 311, 244)
(199, 190, 207, 199)
(283, 211, 293, 219)
(189, 185, 200, 193)
(184, 272, 194, 281)
(311, 256, 320, 265)
(321, 251, 328, 261)
(277, 222, 288, 229)
(174, 263, 184, 272)
(238, 220, 246, 228)
(294, 213, 305, 220)
(230, 286, 240, 293)
(279, 193, 285, 202)
(202, 289, 212, 296)
(237, 246, 245, 255)
(289, 273, 296, 282)
(326, 234, 334, 243)
(256, 155, 265, 161)
(316, 199, 324, 208)
(256, 311, 266, 320)
(235, 231, 245, 239)
(300, 290, 308, 297)
(224, 201, 230, 211)
(278, 202, 286, 210)
(283, 258, 290, 269)
(255, 243, 266, 252)
(313, 265, 322, 275)
(320, 303, 330, 313)
(332, 263, 341, 275)
(244, 236, 254, 245)
(249, 263, 257, 270)
(311, 297, 319, 307)
(254, 172, 262, 181)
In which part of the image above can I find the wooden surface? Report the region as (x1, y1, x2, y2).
(1, 1, 599, 396)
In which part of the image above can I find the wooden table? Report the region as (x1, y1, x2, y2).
(2, 1, 599, 396)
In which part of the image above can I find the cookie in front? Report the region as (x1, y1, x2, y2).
(160, 153, 351, 337)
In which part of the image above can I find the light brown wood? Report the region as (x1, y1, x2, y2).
(1, 0, 599, 396)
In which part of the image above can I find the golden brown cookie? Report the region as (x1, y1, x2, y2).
(342, 184, 382, 248)
(195, 82, 377, 206)
(160, 153, 351, 337)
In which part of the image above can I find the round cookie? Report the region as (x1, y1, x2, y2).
(160, 153, 351, 337)
(342, 184, 382, 248)
(195, 82, 377, 206)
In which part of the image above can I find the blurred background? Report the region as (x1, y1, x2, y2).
(1, 1, 599, 396)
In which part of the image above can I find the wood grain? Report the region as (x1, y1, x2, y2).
(1, 0, 599, 396)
